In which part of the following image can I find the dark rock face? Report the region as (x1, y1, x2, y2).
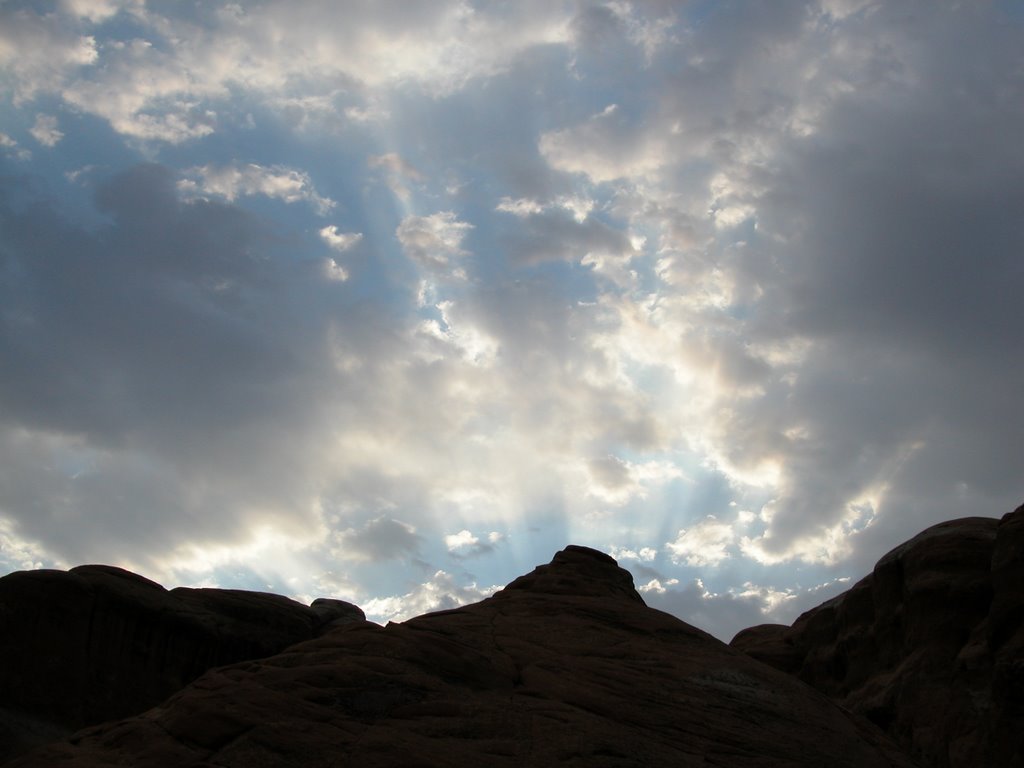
(6, 546, 913, 767)
(0, 564, 363, 762)
(732, 504, 1024, 768)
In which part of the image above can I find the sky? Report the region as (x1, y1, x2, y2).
(0, 0, 1022, 642)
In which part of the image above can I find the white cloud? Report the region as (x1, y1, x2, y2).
(729, 581, 797, 614)
(609, 546, 658, 563)
(0, 8, 98, 101)
(0, 133, 30, 161)
(61, 0, 138, 23)
(322, 259, 349, 282)
(0, 1, 576, 142)
(179, 163, 335, 213)
(739, 499, 879, 566)
(0, 518, 60, 573)
(362, 570, 500, 623)
(539, 104, 669, 183)
(443, 529, 504, 558)
(30, 114, 64, 147)
(637, 577, 679, 594)
(586, 455, 682, 506)
(319, 225, 363, 252)
(496, 195, 595, 222)
(444, 529, 478, 551)
(59, 37, 219, 143)
(496, 196, 545, 217)
(666, 516, 736, 567)
(396, 212, 473, 271)
(416, 301, 499, 366)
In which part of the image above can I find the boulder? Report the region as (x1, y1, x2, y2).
(7, 546, 914, 767)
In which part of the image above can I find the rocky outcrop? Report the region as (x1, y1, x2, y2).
(6, 545, 913, 767)
(0, 564, 362, 762)
(732, 504, 1024, 768)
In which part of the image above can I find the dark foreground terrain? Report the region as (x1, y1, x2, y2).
(732, 503, 1024, 767)
(1, 503, 1022, 766)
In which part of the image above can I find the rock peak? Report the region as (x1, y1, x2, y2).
(499, 545, 645, 604)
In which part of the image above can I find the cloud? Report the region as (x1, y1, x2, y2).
(496, 195, 594, 223)
(0, 133, 30, 161)
(609, 546, 657, 562)
(640, 577, 775, 642)
(496, 203, 635, 267)
(444, 529, 504, 558)
(0, 517, 53, 573)
(30, 114, 64, 147)
(369, 152, 424, 201)
(0, 164, 363, 565)
(362, 570, 500, 623)
(1, 1, 1022, 645)
(666, 517, 735, 567)
(396, 212, 473, 271)
(368, 152, 424, 182)
(0, 1, 576, 142)
(320, 226, 362, 252)
(586, 456, 682, 506)
(0, 6, 98, 101)
(532, 1, 1024, 568)
(179, 163, 335, 214)
(540, 104, 670, 183)
(61, 0, 139, 23)
(333, 516, 422, 563)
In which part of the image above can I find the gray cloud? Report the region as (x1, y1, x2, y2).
(497, 205, 635, 266)
(334, 516, 422, 563)
(0, 164, 389, 564)
(640, 577, 775, 644)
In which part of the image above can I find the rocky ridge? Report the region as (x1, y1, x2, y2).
(731, 503, 1024, 767)
(3, 546, 913, 767)
(0, 564, 363, 762)
(4, 505, 1023, 767)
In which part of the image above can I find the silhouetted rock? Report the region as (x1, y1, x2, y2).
(0, 564, 362, 762)
(732, 504, 1024, 767)
(7, 546, 913, 767)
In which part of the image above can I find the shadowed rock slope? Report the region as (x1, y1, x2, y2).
(6, 546, 914, 767)
(732, 504, 1024, 768)
(0, 565, 363, 762)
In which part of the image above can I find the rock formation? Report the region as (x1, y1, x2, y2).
(0, 564, 363, 762)
(4, 546, 913, 767)
(732, 504, 1024, 767)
